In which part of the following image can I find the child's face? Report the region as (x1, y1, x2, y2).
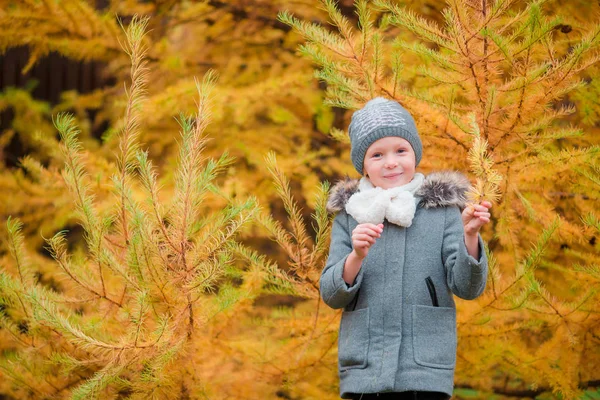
(363, 136, 416, 189)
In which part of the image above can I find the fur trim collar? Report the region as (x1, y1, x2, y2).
(326, 171, 471, 213)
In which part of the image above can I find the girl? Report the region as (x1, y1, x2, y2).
(321, 97, 491, 400)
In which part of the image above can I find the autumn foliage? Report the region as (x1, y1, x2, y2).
(1, 0, 600, 399)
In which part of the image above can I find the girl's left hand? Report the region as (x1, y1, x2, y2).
(462, 200, 492, 236)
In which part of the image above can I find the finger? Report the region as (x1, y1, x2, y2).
(478, 201, 492, 210)
(473, 204, 490, 212)
(473, 211, 491, 218)
(365, 228, 383, 238)
(354, 240, 372, 249)
(473, 207, 490, 215)
(352, 233, 375, 242)
(353, 227, 382, 238)
(353, 234, 377, 244)
(363, 223, 384, 234)
(359, 223, 383, 231)
(463, 206, 475, 216)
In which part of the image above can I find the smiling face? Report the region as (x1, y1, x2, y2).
(363, 136, 416, 189)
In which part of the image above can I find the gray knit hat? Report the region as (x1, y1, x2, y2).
(349, 97, 422, 174)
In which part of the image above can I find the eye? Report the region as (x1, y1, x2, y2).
(371, 152, 382, 158)
(397, 148, 406, 154)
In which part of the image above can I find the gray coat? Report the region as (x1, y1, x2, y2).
(321, 172, 488, 398)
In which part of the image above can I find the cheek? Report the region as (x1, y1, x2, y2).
(405, 155, 416, 170)
(363, 160, 374, 176)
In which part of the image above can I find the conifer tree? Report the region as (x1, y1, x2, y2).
(0, 2, 348, 397)
(0, 18, 261, 399)
(0, 0, 344, 247)
(279, 0, 600, 397)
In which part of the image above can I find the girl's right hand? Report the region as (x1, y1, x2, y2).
(351, 223, 384, 259)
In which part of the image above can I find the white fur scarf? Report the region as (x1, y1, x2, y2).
(345, 173, 425, 227)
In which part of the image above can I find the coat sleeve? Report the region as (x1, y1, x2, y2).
(441, 206, 488, 300)
(319, 211, 364, 309)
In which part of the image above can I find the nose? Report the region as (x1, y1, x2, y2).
(384, 156, 398, 168)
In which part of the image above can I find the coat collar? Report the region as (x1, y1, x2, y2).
(326, 171, 471, 213)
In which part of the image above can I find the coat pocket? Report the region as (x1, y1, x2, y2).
(412, 305, 456, 369)
(338, 308, 370, 370)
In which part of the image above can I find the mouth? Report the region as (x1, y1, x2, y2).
(383, 173, 402, 179)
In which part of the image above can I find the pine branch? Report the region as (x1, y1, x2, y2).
(54, 113, 100, 242)
(466, 115, 502, 204)
(186, 254, 227, 294)
(227, 242, 302, 297)
(265, 152, 311, 251)
(257, 211, 298, 257)
(28, 286, 169, 353)
(356, 0, 372, 65)
(314, 68, 368, 102)
(172, 114, 202, 271)
(128, 211, 150, 288)
(298, 42, 351, 74)
(311, 181, 333, 263)
(131, 290, 150, 347)
(277, 11, 350, 57)
(459, 319, 542, 337)
(517, 217, 560, 278)
(394, 39, 463, 72)
(6, 217, 33, 287)
(321, 0, 356, 51)
(137, 337, 185, 388)
(371, 32, 383, 85)
(481, 26, 516, 65)
(416, 65, 467, 85)
(374, 0, 455, 50)
(0, 357, 47, 397)
(171, 72, 218, 270)
(70, 363, 126, 400)
(135, 150, 180, 254)
(477, 217, 560, 314)
(96, 238, 141, 291)
(582, 213, 600, 233)
(44, 231, 121, 307)
(116, 15, 150, 245)
(194, 197, 258, 268)
(0, 279, 33, 346)
(129, 206, 172, 307)
(328, 127, 351, 144)
(390, 53, 403, 98)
